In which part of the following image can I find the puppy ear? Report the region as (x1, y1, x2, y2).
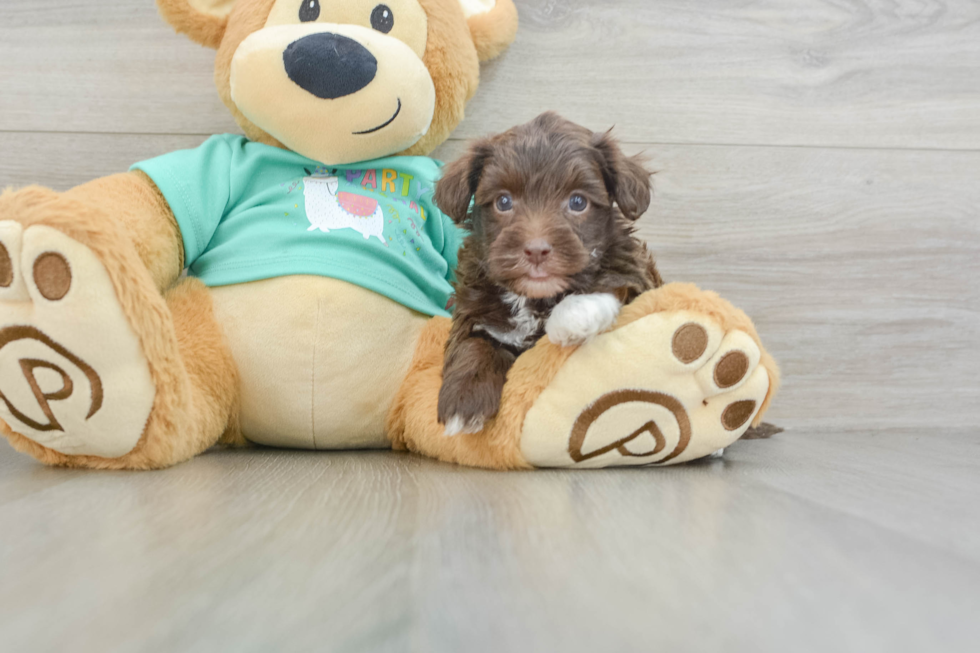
(591, 130, 653, 221)
(156, 0, 238, 49)
(459, 0, 519, 62)
(435, 142, 492, 224)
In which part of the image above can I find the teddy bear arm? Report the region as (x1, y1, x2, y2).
(63, 171, 184, 292)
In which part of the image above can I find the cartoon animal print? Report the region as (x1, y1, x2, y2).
(304, 174, 386, 244)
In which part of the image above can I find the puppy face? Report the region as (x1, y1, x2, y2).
(435, 112, 653, 299)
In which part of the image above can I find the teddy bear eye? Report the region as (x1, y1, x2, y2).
(299, 0, 320, 22)
(569, 194, 589, 212)
(371, 4, 395, 33)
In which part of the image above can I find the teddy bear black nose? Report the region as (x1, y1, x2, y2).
(283, 33, 378, 100)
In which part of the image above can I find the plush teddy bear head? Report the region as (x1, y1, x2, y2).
(157, 0, 517, 164)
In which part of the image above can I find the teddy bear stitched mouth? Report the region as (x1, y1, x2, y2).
(353, 98, 402, 135)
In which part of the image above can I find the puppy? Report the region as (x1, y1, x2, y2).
(434, 112, 663, 436)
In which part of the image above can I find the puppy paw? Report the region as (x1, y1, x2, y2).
(443, 414, 486, 438)
(437, 372, 501, 438)
(545, 293, 622, 347)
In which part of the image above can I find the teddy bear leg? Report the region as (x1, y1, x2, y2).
(387, 284, 779, 470)
(0, 189, 239, 469)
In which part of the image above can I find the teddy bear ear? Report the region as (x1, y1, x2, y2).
(459, 0, 519, 62)
(156, 0, 238, 49)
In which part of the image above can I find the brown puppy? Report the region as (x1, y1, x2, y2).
(434, 112, 663, 436)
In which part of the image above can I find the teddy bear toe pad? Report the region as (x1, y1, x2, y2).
(0, 222, 154, 458)
(520, 310, 769, 468)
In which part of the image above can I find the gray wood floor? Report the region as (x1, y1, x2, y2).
(1, 1, 979, 651)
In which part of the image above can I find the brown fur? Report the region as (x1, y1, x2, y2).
(433, 113, 662, 429)
(65, 171, 184, 291)
(387, 316, 565, 470)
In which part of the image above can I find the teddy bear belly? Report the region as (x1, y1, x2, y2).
(209, 276, 430, 450)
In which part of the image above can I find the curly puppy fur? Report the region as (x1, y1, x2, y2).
(434, 113, 664, 434)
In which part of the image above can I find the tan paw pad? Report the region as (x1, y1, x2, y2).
(722, 400, 757, 431)
(671, 322, 709, 363)
(0, 242, 12, 288)
(33, 252, 72, 301)
(694, 330, 761, 398)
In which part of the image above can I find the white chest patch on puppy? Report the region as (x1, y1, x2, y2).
(474, 292, 543, 349)
(545, 293, 622, 347)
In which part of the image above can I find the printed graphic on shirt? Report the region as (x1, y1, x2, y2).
(298, 165, 437, 258)
(303, 171, 386, 244)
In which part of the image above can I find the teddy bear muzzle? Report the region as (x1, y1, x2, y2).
(230, 23, 436, 165)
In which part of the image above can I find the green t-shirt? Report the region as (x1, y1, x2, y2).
(132, 134, 463, 317)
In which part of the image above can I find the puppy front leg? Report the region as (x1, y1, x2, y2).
(438, 336, 516, 437)
(545, 293, 623, 347)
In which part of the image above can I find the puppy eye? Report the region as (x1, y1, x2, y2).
(569, 194, 589, 212)
(495, 195, 514, 212)
(299, 0, 320, 22)
(371, 4, 395, 33)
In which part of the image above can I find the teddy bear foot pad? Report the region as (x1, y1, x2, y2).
(521, 310, 770, 468)
(0, 222, 154, 458)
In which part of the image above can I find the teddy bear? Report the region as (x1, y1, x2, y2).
(0, 0, 779, 471)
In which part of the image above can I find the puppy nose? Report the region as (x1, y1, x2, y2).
(283, 33, 378, 100)
(524, 239, 553, 266)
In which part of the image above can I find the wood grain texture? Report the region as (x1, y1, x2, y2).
(635, 144, 980, 430)
(0, 132, 211, 191)
(0, 438, 979, 653)
(1, 1, 979, 148)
